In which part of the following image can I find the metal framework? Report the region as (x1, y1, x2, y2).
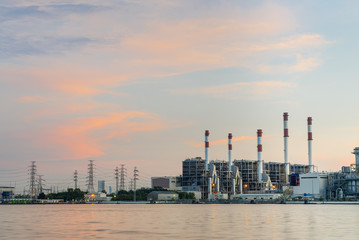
(182, 158, 310, 198)
(87, 160, 95, 193)
(29, 161, 37, 200)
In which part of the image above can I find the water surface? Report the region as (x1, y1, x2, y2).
(1, 204, 358, 239)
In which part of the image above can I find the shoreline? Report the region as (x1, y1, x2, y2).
(2, 200, 359, 205)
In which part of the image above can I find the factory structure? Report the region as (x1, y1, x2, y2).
(153, 113, 359, 201)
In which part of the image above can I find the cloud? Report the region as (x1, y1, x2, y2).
(185, 136, 256, 148)
(0, 1, 330, 80)
(19, 111, 170, 160)
(258, 54, 322, 73)
(250, 34, 331, 52)
(0, 4, 108, 58)
(170, 81, 297, 100)
(17, 95, 48, 103)
(0, 35, 95, 58)
(290, 54, 322, 72)
(0, 65, 130, 96)
(0, 4, 107, 21)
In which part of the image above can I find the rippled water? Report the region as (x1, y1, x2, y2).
(1, 204, 359, 239)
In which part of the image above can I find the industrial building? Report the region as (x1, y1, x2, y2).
(151, 176, 182, 191)
(292, 172, 329, 198)
(98, 180, 105, 193)
(180, 113, 322, 200)
(0, 186, 15, 202)
(182, 157, 309, 199)
(147, 191, 179, 202)
(321, 147, 359, 199)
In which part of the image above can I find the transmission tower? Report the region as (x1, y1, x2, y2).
(129, 179, 134, 191)
(29, 161, 37, 200)
(37, 175, 44, 194)
(133, 167, 139, 201)
(74, 170, 78, 189)
(120, 164, 126, 191)
(87, 160, 95, 193)
(114, 167, 119, 194)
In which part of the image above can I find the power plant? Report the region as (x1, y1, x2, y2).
(3, 112, 359, 203)
(177, 112, 359, 201)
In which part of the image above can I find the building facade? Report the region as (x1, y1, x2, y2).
(151, 176, 182, 191)
(182, 157, 309, 199)
(0, 186, 15, 202)
(98, 180, 105, 193)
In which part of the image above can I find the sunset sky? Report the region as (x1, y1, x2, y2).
(1, 1, 359, 191)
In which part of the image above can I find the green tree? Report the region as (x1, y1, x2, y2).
(46, 188, 85, 201)
(38, 192, 46, 199)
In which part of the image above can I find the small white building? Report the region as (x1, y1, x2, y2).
(293, 172, 328, 198)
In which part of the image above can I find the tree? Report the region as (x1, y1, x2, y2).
(38, 192, 46, 199)
(46, 188, 85, 201)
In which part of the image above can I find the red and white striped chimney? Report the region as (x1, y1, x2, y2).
(205, 130, 209, 171)
(257, 129, 263, 182)
(307, 117, 313, 173)
(228, 133, 232, 170)
(283, 112, 290, 180)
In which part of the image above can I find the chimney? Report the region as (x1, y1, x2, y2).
(307, 117, 313, 173)
(257, 129, 263, 182)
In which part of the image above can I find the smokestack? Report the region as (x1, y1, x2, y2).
(307, 117, 313, 173)
(228, 133, 236, 195)
(228, 133, 232, 169)
(283, 112, 290, 181)
(205, 130, 209, 171)
(352, 147, 359, 175)
(257, 129, 263, 182)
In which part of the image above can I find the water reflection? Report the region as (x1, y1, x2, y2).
(1, 204, 359, 239)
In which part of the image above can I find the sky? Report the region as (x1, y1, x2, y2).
(1, 0, 359, 192)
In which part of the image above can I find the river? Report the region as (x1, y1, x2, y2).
(1, 204, 358, 239)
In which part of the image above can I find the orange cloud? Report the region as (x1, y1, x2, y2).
(25, 111, 170, 160)
(185, 136, 256, 148)
(18, 95, 48, 103)
(1, 65, 132, 96)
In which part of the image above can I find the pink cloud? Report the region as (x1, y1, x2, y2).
(1, 65, 131, 96)
(18, 95, 48, 103)
(20, 111, 170, 160)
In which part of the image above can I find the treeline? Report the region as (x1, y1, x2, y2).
(112, 187, 195, 201)
(39, 187, 195, 201)
(43, 188, 86, 201)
